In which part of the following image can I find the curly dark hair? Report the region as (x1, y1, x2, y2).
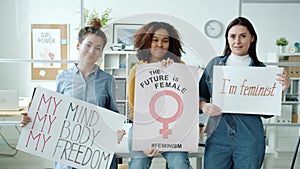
(134, 22, 183, 63)
(78, 18, 107, 49)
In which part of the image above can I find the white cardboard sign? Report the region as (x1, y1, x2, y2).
(17, 86, 125, 169)
(212, 66, 283, 116)
(132, 63, 199, 152)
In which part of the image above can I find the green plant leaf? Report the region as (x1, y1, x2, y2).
(76, 8, 112, 30)
(276, 37, 288, 46)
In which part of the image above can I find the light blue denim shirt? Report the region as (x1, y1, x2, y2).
(56, 63, 118, 112)
(199, 56, 272, 168)
(199, 55, 270, 135)
(54, 63, 119, 169)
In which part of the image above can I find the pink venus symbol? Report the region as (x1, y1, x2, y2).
(149, 90, 183, 139)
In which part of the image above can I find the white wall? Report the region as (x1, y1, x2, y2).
(242, 2, 300, 61)
(85, 0, 240, 59)
(0, 0, 239, 96)
(1, 0, 300, 96)
(0, 0, 80, 96)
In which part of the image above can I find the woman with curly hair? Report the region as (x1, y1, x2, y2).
(127, 21, 190, 169)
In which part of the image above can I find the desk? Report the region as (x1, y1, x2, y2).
(116, 145, 277, 169)
(0, 109, 25, 125)
(0, 110, 24, 117)
(115, 123, 278, 169)
(263, 122, 300, 168)
(116, 146, 205, 169)
(0, 109, 25, 156)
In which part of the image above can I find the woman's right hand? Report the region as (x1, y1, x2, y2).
(20, 112, 32, 127)
(161, 58, 173, 67)
(201, 102, 222, 116)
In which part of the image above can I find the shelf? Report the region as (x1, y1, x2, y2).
(282, 101, 300, 104)
(265, 62, 300, 66)
(264, 52, 300, 165)
(0, 58, 77, 63)
(116, 100, 127, 103)
(285, 93, 300, 95)
(114, 76, 127, 79)
(263, 123, 300, 127)
(103, 50, 138, 122)
(105, 50, 137, 55)
(277, 52, 300, 56)
(275, 150, 300, 153)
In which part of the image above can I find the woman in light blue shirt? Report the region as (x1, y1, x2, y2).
(53, 18, 124, 169)
(21, 18, 125, 169)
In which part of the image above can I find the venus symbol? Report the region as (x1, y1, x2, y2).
(149, 90, 183, 139)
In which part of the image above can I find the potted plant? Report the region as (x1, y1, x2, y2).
(276, 37, 289, 53)
(77, 8, 112, 29)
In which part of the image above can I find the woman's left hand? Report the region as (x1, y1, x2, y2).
(143, 148, 160, 157)
(277, 69, 291, 92)
(116, 129, 126, 144)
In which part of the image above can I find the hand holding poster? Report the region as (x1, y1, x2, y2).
(17, 86, 125, 169)
(132, 63, 199, 152)
(212, 66, 283, 116)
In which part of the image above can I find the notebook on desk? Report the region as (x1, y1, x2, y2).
(0, 90, 22, 111)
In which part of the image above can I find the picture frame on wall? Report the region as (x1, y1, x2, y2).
(112, 23, 143, 51)
(31, 24, 69, 80)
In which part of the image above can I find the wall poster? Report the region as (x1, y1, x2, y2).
(31, 24, 68, 80)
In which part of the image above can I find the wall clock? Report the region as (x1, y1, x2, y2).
(204, 20, 223, 38)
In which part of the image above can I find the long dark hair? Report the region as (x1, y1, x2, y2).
(223, 17, 262, 66)
(134, 22, 183, 63)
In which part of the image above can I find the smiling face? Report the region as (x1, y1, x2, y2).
(77, 33, 105, 65)
(149, 28, 170, 62)
(227, 25, 254, 56)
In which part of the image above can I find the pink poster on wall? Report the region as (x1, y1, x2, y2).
(132, 63, 199, 152)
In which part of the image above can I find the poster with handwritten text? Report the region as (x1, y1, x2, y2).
(213, 66, 283, 115)
(132, 63, 199, 152)
(17, 86, 125, 169)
